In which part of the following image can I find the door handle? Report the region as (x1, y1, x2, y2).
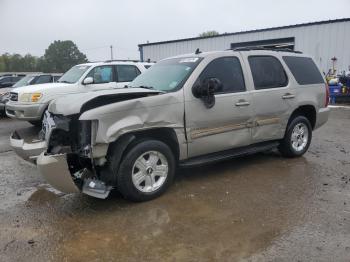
(235, 100, 250, 107)
(282, 93, 295, 99)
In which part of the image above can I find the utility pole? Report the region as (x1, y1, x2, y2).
(110, 45, 114, 60)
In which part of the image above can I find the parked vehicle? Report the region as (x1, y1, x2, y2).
(6, 61, 152, 126)
(0, 73, 62, 116)
(0, 75, 23, 88)
(11, 49, 329, 201)
(0, 88, 12, 116)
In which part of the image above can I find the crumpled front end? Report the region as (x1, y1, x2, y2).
(36, 112, 112, 198)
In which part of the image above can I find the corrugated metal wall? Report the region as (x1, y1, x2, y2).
(140, 20, 350, 73)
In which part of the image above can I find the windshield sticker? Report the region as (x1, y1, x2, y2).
(179, 58, 199, 63)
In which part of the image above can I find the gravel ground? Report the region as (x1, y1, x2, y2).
(0, 108, 349, 262)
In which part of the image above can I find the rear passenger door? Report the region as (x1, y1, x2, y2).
(115, 65, 141, 88)
(242, 53, 296, 143)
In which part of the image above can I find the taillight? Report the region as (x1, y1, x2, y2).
(325, 83, 329, 107)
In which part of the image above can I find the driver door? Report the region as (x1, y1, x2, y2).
(185, 56, 254, 158)
(83, 65, 117, 91)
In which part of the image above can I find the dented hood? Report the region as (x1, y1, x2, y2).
(48, 88, 161, 116)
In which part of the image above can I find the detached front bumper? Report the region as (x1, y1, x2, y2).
(10, 131, 47, 163)
(37, 153, 80, 193)
(6, 101, 47, 121)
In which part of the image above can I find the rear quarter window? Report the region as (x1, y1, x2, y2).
(282, 56, 324, 85)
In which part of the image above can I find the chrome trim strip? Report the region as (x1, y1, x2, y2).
(191, 123, 246, 139)
(256, 118, 280, 126)
(190, 117, 280, 139)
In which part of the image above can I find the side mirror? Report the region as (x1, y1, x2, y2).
(83, 77, 94, 85)
(192, 78, 222, 108)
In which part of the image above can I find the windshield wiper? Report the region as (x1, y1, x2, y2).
(58, 80, 72, 84)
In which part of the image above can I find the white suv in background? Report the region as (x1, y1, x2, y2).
(6, 61, 153, 126)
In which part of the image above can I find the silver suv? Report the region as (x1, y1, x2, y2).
(11, 49, 330, 201)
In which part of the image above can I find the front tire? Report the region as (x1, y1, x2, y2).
(115, 140, 176, 202)
(278, 116, 312, 158)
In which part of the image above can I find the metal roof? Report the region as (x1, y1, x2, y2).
(139, 18, 350, 47)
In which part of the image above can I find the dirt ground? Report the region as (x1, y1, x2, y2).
(0, 108, 350, 262)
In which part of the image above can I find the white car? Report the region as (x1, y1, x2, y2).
(6, 61, 153, 126)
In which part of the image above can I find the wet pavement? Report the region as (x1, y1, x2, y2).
(0, 108, 350, 262)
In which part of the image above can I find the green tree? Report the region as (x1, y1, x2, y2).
(0, 40, 88, 73)
(36, 56, 48, 72)
(199, 30, 219, 37)
(43, 40, 88, 73)
(0, 56, 5, 72)
(21, 54, 38, 71)
(1, 53, 11, 71)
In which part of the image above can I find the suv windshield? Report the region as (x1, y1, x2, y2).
(130, 57, 202, 92)
(58, 65, 91, 84)
(13, 75, 36, 88)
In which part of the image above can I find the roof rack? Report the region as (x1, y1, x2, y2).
(104, 59, 143, 63)
(104, 59, 155, 63)
(232, 46, 303, 54)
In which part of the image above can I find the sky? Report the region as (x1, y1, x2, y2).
(0, 0, 349, 61)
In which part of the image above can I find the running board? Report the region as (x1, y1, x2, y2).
(179, 141, 279, 168)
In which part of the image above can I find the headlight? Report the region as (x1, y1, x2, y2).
(19, 93, 43, 102)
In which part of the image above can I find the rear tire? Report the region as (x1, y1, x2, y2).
(278, 116, 312, 158)
(114, 139, 176, 202)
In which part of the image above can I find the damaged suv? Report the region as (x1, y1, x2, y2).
(11, 49, 329, 201)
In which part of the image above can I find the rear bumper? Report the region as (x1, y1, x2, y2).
(315, 107, 330, 130)
(10, 131, 47, 163)
(37, 153, 80, 193)
(6, 101, 47, 121)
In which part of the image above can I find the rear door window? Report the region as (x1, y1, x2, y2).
(116, 65, 141, 82)
(248, 56, 288, 89)
(283, 56, 324, 85)
(197, 57, 246, 94)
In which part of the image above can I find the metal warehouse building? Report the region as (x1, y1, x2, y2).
(139, 18, 350, 74)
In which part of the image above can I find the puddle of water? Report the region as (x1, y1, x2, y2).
(0, 151, 318, 261)
(37, 154, 316, 261)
